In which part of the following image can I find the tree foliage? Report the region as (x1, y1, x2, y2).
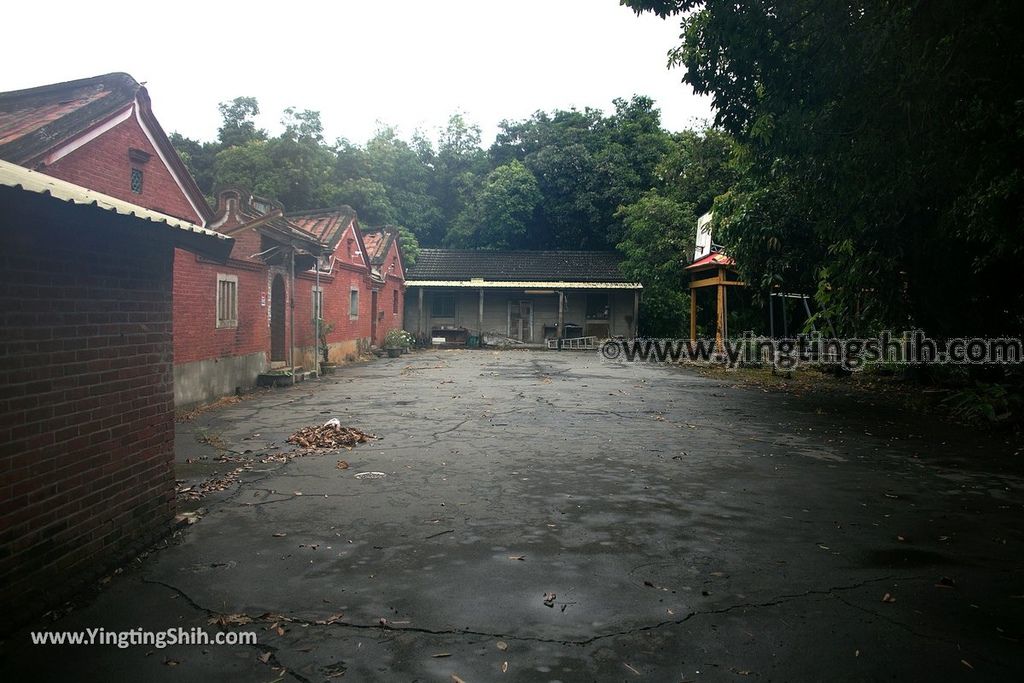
(625, 0, 1024, 337)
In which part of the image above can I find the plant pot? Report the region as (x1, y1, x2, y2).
(320, 362, 338, 375)
(386, 347, 402, 358)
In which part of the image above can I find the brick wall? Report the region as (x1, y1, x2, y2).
(173, 249, 269, 365)
(0, 192, 177, 628)
(42, 113, 204, 224)
(296, 263, 374, 351)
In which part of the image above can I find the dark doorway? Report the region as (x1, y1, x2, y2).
(271, 275, 286, 362)
(370, 289, 379, 345)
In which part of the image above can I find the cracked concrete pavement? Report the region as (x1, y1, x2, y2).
(2, 350, 1022, 681)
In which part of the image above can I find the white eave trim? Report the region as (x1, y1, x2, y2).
(42, 106, 133, 166)
(404, 280, 642, 289)
(133, 102, 208, 226)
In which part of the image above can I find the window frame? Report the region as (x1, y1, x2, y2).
(216, 274, 239, 329)
(431, 293, 456, 318)
(585, 292, 610, 320)
(392, 289, 399, 315)
(349, 287, 360, 320)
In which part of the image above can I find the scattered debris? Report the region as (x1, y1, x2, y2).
(936, 576, 956, 589)
(508, 555, 526, 561)
(426, 529, 454, 539)
(336, 460, 350, 470)
(314, 613, 345, 625)
(502, 661, 509, 673)
(175, 511, 201, 525)
(432, 653, 451, 658)
(272, 532, 287, 538)
(288, 423, 374, 450)
(543, 592, 557, 607)
(624, 662, 641, 675)
(496, 641, 508, 651)
(354, 471, 387, 480)
(452, 675, 466, 683)
(881, 592, 896, 603)
(175, 394, 244, 422)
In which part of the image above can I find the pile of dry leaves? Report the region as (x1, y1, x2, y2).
(287, 422, 374, 450)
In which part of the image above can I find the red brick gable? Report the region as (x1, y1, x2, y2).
(43, 114, 204, 224)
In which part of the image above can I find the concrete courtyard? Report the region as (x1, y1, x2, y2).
(2, 349, 1022, 681)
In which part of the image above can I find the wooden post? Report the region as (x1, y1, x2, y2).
(715, 270, 725, 352)
(690, 287, 697, 342)
(417, 288, 424, 336)
(478, 288, 484, 335)
(557, 291, 564, 334)
(632, 289, 640, 337)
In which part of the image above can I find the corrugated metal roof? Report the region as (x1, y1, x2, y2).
(404, 280, 641, 289)
(0, 159, 232, 259)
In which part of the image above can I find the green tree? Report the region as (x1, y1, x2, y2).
(617, 192, 695, 335)
(625, 0, 1024, 337)
(448, 161, 542, 249)
(217, 96, 265, 148)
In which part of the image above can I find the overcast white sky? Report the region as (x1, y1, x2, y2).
(2, 0, 712, 147)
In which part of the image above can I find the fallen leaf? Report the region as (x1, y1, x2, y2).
(624, 662, 641, 675)
(961, 659, 973, 670)
(272, 533, 287, 538)
(496, 641, 508, 651)
(508, 555, 526, 561)
(163, 658, 179, 667)
(543, 592, 556, 607)
(336, 460, 350, 470)
(881, 592, 896, 603)
(258, 652, 272, 664)
(501, 661, 508, 673)
(432, 653, 451, 658)
(452, 676, 466, 683)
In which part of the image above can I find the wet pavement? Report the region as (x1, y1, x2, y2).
(2, 350, 1022, 681)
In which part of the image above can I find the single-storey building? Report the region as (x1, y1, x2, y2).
(403, 250, 641, 346)
(0, 160, 232, 629)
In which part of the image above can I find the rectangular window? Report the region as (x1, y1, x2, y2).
(431, 293, 455, 318)
(585, 293, 609, 320)
(216, 274, 238, 328)
(392, 289, 399, 314)
(349, 289, 359, 319)
(312, 286, 324, 321)
(130, 168, 143, 194)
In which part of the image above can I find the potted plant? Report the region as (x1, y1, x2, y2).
(316, 319, 337, 374)
(399, 330, 414, 354)
(383, 328, 406, 358)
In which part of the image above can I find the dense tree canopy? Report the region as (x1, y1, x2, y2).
(625, 0, 1024, 337)
(172, 95, 710, 332)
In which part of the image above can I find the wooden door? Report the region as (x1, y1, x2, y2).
(370, 289, 379, 345)
(509, 300, 533, 342)
(271, 275, 286, 362)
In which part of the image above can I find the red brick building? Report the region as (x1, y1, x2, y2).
(0, 73, 406, 407)
(0, 160, 231, 628)
(361, 226, 407, 346)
